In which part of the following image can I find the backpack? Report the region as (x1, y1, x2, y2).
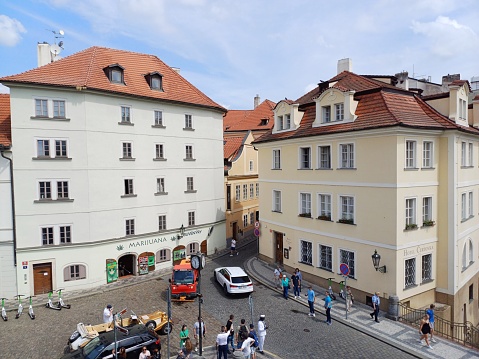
(238, 325, 248, 340)
(249, 331, 259, 347)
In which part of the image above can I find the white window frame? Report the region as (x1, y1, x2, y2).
(53, 99, 66, 118)
(155, 144, 164, 159)
(319, 244, 332, 271)
(469, 143, 474, 166)
(154, 110, 163, 126)
(243, 214, 248, 227)
(39, 181, 52, 199)
(250, 212, 254, 225)
(273, 190, 281, 212)
(299, 192, 312, 216)
(124, 179, 134, 195)
(405, 198, 416, 227)
(334, 103, 344, 121)
(188, 211, 195, 226)
(243, 184, 248, 200)
(35, 98, 48, 117)
(461, 142, 467, 166)
(235, 185, 241, 202)
(122, 142, 132, 159)
(322, 106, 331, 123)
(339, 195, 354, 223)
(156, 248, 170, 263)
(121, 106, 131, 123)
(57, 181, 69, 199)
(300, 240, 313, 265)
(318, 194, 331, 219)
(249, 160, 254, 172)
(272, 149, 281, 169)
(299, 147, 311, 169)
(249, 183, 254, 199)
(404, 257, 416, 288)
(277, 115, 283, 131)
(185, 145, 194, 160)
(184, 114, 193, 129)
(255, 183, 259, 197)
(339, 248, 355, 278)
(318, 145, 331, 169)
(284, 114, 291, 129)
(125, 218, 135, 236)
(186, 177, 194, 192)
(469, 191, 474, 217)
(421, 253, 432, 282)
(422, 141, 433, 168)
(339, 143, 354, 169)
(461, 192, 467, 220)
(59, 225, 72, 244)
(41, 226, 54, 245)
(158, 215, 167, 231)
(406, 140, 416, 168)
(422, 197, 432, 223)
(55, 140, 68, 158)
(156, 178, 166, 194)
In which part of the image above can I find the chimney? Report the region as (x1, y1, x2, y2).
(37, 42, 51, 67)
(171, 67, 181, 74)
(337, 58, 352, 74)
(254, 94, 260, 109)
(395, 71, 409, 90)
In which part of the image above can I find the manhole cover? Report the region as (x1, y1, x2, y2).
(304, 329, 310, 333)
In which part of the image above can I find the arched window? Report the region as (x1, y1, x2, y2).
(64, 264, 86, 281)
(187, 242, 199, 255)
(156, 248, 171, 263)
(469, 239, 474, 265)
(462, 243, 467, 270)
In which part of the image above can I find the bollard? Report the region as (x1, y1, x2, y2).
(386, 295, 399, 321)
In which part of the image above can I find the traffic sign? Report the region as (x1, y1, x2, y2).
(339, 263, 350, 276)
(254, 228, 260, 237)
(254, 221, 260, 228)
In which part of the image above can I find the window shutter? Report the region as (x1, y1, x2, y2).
(64, 266, 71, 281)
(79, 265, 86, 279)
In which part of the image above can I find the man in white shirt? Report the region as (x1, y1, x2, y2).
(241, 336, 254, 359)
(216, 325, 229, 359)
(102, 304, 113, 323)
(230, 239, 238, 256)
(257, 315, 267, 354)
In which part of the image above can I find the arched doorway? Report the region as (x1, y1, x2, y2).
(172, 245, 186, 265)
(138, 251, 155, 275)
(118, 254, 136, 278)
(200, 240, 207, 255)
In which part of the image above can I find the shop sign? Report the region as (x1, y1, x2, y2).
(106, 259, 118, 283)
(139, 256, 148, 275)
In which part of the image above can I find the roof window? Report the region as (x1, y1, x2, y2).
(104, 64, 124, 84)
(145, 72, 163, 91)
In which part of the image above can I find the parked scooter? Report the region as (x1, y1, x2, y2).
(327, 278, 337, 300)
(1, 297, 8, 321)
(56, 288, 71, 309)
(26, 296, 35, 320)
(46, 290, 61, 310)
(14, 294, 25, 319)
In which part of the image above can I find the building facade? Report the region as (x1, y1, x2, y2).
(254, 62, 479, 325)
(0, 46, 226, 296)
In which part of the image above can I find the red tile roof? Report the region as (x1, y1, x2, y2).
(224, 134, 246, 160)
(223, 99, 276, 131)
(0, 46, 226, 113)
(0, 94, 11, 147)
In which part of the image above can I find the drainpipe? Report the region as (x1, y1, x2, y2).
(0, 145, 17, 266)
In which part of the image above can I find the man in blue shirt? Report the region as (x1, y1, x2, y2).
(307, 285, 316, 317)
(370, 292, 380, 323)
(324, 291, 332, 325)
(281, 274, 290, 299)
(426, 304, 436, 342)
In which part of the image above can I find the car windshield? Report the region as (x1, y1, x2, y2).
(83, 337, 103, 358)
(173, 270, 194, 284)
(231, 276, 250, 284)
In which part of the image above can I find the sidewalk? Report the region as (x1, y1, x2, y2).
(244, 256, 479, 359)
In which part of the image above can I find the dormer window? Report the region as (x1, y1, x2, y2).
(260, 118, 269, 126)
(335, 103, 344, 121)
(145, 72, 163, 91)
(105, 64, 124, 84)
(313, 88, 357, 128)
(272, 100, 303, 134)
(322, 106, 331, 123)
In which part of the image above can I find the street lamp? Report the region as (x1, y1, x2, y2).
(177, 224, 185, 240)
(371, 250, 387, 273)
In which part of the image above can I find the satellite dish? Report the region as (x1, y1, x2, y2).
(50, 44, 62, 56)
(59, 29, 64, 36)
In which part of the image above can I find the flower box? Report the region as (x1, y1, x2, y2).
(298, 213, 312, 218)
(338, 218, 354, 225)
(422, 220, 435, 227)
(405, 223, 418, 230)
(317, 215, 331, 221)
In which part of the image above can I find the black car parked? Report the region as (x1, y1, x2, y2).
(61, 324, 160, 359)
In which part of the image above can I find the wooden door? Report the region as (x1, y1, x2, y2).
(33, 263, 52, 295)
(200, 240, 207, 254)
(232, 222, 237, 240)
(275, 232, 283, 265)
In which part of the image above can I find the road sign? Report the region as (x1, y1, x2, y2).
(254, 228, 260, 237)
(339, 263, 350, 276)
(254, 221, 260, 228)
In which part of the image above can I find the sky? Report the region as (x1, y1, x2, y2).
(0, 0, 478, 110)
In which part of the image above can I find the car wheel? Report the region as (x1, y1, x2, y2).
(69, 330, 81, 343)
(159, 322, 172, 335)
(223, 284, 229, 296)
(145, 320, 156, 331)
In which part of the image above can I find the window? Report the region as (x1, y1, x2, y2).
(469, 284, 474, 301)
(460, 99, 467, 120)
(469, 239, 474, 265)
(250, 212, 254, 225)
(300, 240, 312, 265)
(42, 227, 54, 245)
(156, 178, 165, 194)
(188, 211, 195, 226)
(463, 239, 474, 269)
(53, 100, 65, 118)
(39, 181, 51, 199)
(256, 183, 259, 197)
(334, 103, 344, 121)
(124, 179, 134, 195)
(243, 214, 248, 227)
(235, 185, 241, 202)
(249, 184, 254, 199)
(60, 225, 71, 243)
(340, 144, 354, 168)
(461, 142, 467, 166)
(64, 264, 86, 281)
(249, 160, 254, 171)
(277, 115, 283, 131)
(469, 191, 474, 217)
(469, 143, 474, 166)
(319, 245, 332, 271)
(243, 184, 247, 200)
(185, 114, 193, 129)
(405, 198, 416, 227)
(121, 106, 131, 123)
(111, 68, 123, 83)
(125, 219, 135, 236)
(151, 76, 162, 90)
(319, 194, 331, 219)
(339, 249, 355, 278)
(406, 140, 416, 168)
(37, 139, 50, 157)
(185, 145, 193, 160)
(156, 249, 171, 263)
(405, 258, 416, 288)
(322, 106, 331, 123)
(35, 99, 48, 117)
(57, 181, 69, 199)
(300, 193, 311, 217)
(462, 193, 467, 220)
(186, 177, 194, 192)
(155, 144, 164, 159)
(300, 147, 311, 169)
(154, 110, 163, 126)
(122, 142, 132, 158)
(422, 197, 432, 224)
(340, 196, 354, 222)
(421, 254, 432, 282)
(273, 190, 281, 212)
(273, 149, 281, 169)
(158, 215, 166, 230)
(284, 114, 291, 129)
(423, 141, 433, 168)
(55, 140, 68, 158)
(187, 242, 199, 255)
(319, 146, 331, 169)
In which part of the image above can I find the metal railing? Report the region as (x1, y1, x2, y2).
(398, 302, 479, 349)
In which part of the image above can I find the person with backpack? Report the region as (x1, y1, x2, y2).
(225, 314, 235, 353)
(236, 318, 248, 349)
(248, 324, 259, 359)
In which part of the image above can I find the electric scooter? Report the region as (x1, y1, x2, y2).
(46, 290, 61, 310)
(26, 296, 35, 320)
(14, 294, 25, 319)
(56, 288, 71, 309)
(327, 278, 337, 300)
(1, 297, 7, 321)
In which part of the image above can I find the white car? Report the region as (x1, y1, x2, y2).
(214, 267, 254, 295)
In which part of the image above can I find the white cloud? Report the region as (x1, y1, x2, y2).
(0, 14, 26, 46)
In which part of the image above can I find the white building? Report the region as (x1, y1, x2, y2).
(0, 46, 226, 296)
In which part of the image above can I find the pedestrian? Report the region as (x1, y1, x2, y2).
(236, 318, 248, 349)
(273, 266, 281, 288)
(180, 324, 189, 348)
(178, 338, 193, 358)
(225, 314, 235, 353)
(291, 271, 300, 299)
(307, 285, 316, 317)
(240, 335, 255, 359)
(139, 346, 151, 359)
(324, 291, 332, 325)
(248, 324, 259, 359)
(370, 291, 380, 323)
(281, 274, 290, 299)
(103, 304, 113, 323)
(216, 325, 229, 359)
(426, 304, 436, 343)
(346, 286, 354, 312)
(257, 314, 267, 354)
(295, 268, 303, 294)
(193, 316, 206, 352)
(230, 238, 238, 256)
(419, 314, 433, 349)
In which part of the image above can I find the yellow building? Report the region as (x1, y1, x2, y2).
(254, 65, 479, 325)
(224, 97, 275, 242)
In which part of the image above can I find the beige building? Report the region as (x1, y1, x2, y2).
(254, 61, 479, 325)
(224, 97, 275, 241)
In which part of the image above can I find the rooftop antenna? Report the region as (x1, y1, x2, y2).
(46, 29, 65, 60)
